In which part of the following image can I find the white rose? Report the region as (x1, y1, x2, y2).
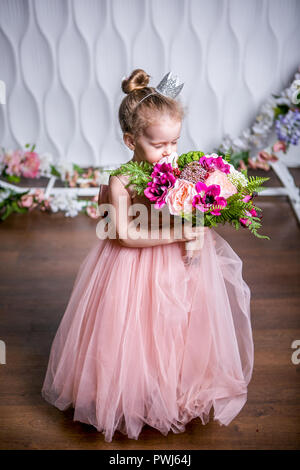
(158, 151, 178, 168)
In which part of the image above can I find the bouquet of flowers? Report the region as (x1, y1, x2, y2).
(108, 150, 270, 262)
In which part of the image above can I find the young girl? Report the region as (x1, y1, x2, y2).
(41, 69, 254, 443)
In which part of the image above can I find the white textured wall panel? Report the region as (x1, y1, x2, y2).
(0, 0, 299, 167)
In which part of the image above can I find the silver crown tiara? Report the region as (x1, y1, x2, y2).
(135, 71, 184, 106)
(156, 71, 184, 98)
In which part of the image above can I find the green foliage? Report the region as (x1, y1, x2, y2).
(240, 168, 248, 178)
(246, 217, 270, 239)
(107, 160, 153, 195)
(0, 188, 29, 221)
(223, 151, 232, 164)
(177, 151, 205, 169)
(230, 150, 249, 169)
(2, 170, 21, 183)
(178, 181, 270, 238)
(241, 175, 270, 195)
(73, 164, 85, 175)
(204, 185, 270, 238)
(50, 165, 61, 177)
(25, 143, 36, 152)
(272, 103, 289, 119)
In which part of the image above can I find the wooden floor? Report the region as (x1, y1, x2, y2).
(0, 168, 299, 450)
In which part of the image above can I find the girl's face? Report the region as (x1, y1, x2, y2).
(126, 116, 182, 165)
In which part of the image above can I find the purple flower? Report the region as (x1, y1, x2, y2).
(275, 109, 300, 147)
(144, 162, 176, 209)
(192, 181, 227, 216)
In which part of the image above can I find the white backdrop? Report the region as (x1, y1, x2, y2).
(0, 0, 299, 168)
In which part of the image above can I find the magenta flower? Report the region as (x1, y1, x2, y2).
(240, 206, 258, 227)
(144, 162, 176, 209)
(192, 181, 227, 216)
(240, 217, 251, 227)
(199, 155, 231, 174)
(242, 194, 252, 203)
(241, 194, 258, 226)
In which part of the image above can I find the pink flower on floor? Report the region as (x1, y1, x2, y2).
(257, 151, 278, 163)
(87, 205, 99, 219)
(33, 189, 45, 203)
(20, 151, 40, 178)
(273, 141, 287, 153)
(40, 199, 51, 211)
(19, 194, 34, 208)
(5, 150, 23, 176)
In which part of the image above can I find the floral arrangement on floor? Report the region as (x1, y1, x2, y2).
(0, 67, 299, 221)
(216, 66, 300, 171)
(108, 151, 270, 241)
(0, 143, 108, 221)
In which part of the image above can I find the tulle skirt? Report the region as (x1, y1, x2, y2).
(41, 227, 254, 443)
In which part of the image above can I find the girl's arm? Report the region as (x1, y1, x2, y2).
(107, 175, 197, 248)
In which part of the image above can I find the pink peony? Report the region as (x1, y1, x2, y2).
(20, 151, 40, 178)
(205, 169, 237, 199)
(165, 179, 197, 216)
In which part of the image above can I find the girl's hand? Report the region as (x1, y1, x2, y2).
(183, 225, 206, 267)
(184, 238, 204, 266)
(183, 227, 217, 266)
(182, 224, 206, 242)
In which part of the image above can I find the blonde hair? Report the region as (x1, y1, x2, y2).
(118, 68, 186, 139)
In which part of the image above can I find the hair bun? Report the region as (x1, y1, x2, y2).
(121, 69, 151, 94)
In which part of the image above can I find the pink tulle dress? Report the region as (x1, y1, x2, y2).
(41, 173, 254, 443)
